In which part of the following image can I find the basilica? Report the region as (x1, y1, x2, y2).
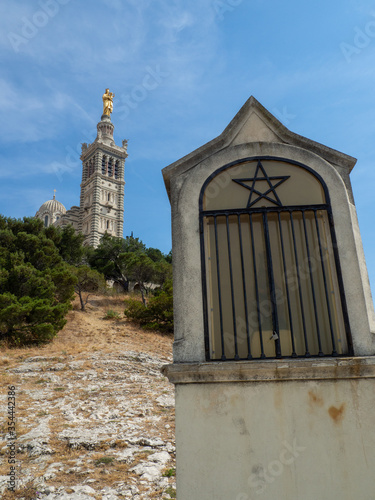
(35, 90, 127, 248)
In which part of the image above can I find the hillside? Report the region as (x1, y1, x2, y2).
(0, 295, 175, 500)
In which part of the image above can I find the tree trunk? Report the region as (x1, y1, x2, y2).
(78, 290, 85, 311)
(140, 286, 147, 307)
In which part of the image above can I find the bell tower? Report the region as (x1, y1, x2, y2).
(80, 90, 127, 247)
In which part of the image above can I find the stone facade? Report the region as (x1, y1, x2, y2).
(35, 195, 66, 228)
(79, 114, 127, 247)
(162, 96, 375, 500)
(163, 96, 375, 362)
(35, 113, 127, 247)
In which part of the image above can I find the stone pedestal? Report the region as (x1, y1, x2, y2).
(164, 357, 375, 500)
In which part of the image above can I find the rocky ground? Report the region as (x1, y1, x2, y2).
(0, 295, 176, 499)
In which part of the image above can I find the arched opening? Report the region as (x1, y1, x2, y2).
(200, 157, 352, 361)
(44, 215, 49, 227)
(108, 158, 113, 177)
(88, 159, 94, 177)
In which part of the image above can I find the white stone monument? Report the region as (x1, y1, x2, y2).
(162, 96, 375, 500)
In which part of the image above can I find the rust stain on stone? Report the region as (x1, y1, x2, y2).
(308, 390, 324, 407)
(349, 359, 362, 378)
(328, 403, 346, 423)
(274, 386, 283, 409)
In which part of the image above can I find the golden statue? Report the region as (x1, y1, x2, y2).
(102, 88, 115, 116)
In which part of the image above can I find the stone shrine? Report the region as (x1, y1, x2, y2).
(162, 96, 375, 500)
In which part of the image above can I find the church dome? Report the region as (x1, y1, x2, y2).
(37, 198, 66, 215)
(35, 194, 66, 227)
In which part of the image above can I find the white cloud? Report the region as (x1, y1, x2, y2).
(0, 77, 97, 144)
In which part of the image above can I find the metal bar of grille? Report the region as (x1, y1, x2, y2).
(327, 210, 353, 354)
(313, 211, 338, 355)
(200, 157, 353, 361)
(237, 214, 252, 359)
(302, 211, 324, 355)
(214, 216, 226, 360)
(226, 215, 239, 360)
(201, 204, 329, 217)
(263, 213, 281, 358)
(277, 213, 297, 357)
(289, 212, 310, 356)
(200, 216, 211, 361)
(249, 214, 266, 358)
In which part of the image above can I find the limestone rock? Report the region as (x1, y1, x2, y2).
(17, 417, 53, 456)
(0, 342, 175, 499)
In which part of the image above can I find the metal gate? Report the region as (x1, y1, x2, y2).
(200, 158, 352, 361)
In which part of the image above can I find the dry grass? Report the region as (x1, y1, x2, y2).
(0, 293, 175, 498)
(1, 293, 172, 361)
(2, 484, 38, 500)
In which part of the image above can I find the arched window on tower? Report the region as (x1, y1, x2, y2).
(108, 158, 113, 177)
(44, 215, 49, 227)
(102, 155, 107, 175)
(115, 160, 119, 179)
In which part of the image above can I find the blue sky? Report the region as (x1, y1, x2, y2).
(0, 0, 374, 298)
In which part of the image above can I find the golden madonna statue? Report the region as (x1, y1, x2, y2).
(102, 88, 115, 116)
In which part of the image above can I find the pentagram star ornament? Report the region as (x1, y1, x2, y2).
(232, 160, 290, 208)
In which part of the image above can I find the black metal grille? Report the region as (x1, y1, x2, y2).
(200, 158, 352, 361)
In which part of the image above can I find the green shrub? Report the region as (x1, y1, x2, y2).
(94, 456, 114, 466)
(0, 216, 76, 346)
(164, 487, 177, 498)
(162, 468, 176, 477)
(124, 280, 173, 333)
(103, 309, 121, 320)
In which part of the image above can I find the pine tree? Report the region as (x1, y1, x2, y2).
(0, 216, 76, 345)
